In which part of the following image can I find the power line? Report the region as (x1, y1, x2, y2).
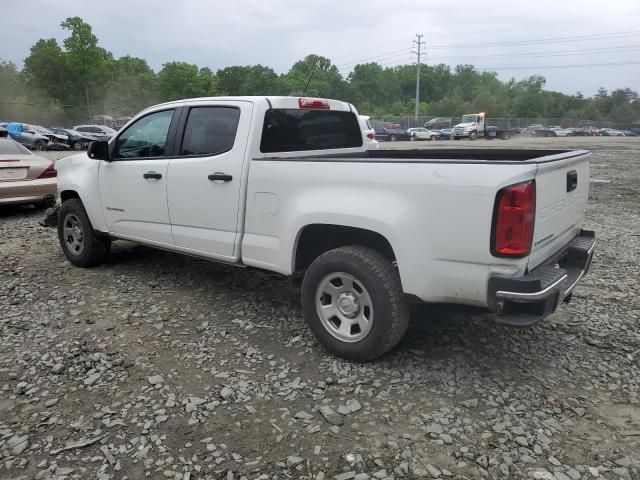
(473, 61, 640, 71)
(336, 48, 411, 68)
(427, 30, 640, 49)
(426, 46, 640, 61)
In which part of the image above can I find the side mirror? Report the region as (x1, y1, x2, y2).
(87, 140, 110, 161)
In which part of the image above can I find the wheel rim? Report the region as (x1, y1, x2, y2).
(63, 213, 85, 256)
(315, 272, 374, 343)
(73, 142, 83, 150)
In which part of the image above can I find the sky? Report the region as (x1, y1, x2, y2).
(1, 0, 639, 97)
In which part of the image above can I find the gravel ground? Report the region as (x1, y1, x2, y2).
(1, 138, 639, 480)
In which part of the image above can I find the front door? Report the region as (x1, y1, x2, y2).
(99, 108, 178, 245)
(167, 102, 252, 259)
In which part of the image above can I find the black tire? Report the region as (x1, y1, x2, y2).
(389, 135, 397, 142)
(57, 198, 110, 267)
(469, 131, 478, 140)
(430, 135, 437, 141)
(34, 140, 44, 151)
(301, 246, 410, 362)
(72, 141, 84, 151)
(500, 131, 510, 140)
(452, 136, 460, 140)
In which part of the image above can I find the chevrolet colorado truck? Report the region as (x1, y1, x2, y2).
(51, 96, 595, 361)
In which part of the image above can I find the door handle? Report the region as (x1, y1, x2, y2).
(208, 173, 233, 182)
(566, 170, 577, 192)
(143, 171, 162, 180)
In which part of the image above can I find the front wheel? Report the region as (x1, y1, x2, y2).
(58, 198, 111, 267)
(389, 135, 398, 142)
(34, 140, 44, 151)
(301, 246, 410, 362)
(430, 135, 437, 141)
(469, 131, 478, 140)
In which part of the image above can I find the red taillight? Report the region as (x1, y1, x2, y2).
(298, 97, 330, 110)
(37, 162, 57, 179)
(491, 181, 535, 257)
(367, 132, 375, 139)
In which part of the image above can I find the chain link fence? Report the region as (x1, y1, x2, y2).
(0, 102, 135, 129)
(368, 115, 640, 132)
(3, 101, 639, 133)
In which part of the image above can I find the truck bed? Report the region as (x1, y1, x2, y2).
(266, 148, 589, 163)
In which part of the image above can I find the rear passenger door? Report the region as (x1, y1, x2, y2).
(167, 101, 253, 260)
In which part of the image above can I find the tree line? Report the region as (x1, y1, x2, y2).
(1, 17, 639, 124)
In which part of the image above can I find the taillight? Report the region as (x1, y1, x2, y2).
(491, 181, 535, 257)
(37, 162, 57, 179)
(298, 97, 330, 110)
(366, 132, 375, 139)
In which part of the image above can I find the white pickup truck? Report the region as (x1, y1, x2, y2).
(50, 96, 595, 361)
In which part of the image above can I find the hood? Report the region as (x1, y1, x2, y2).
(56, 152, 90, 171)
(453, 122, 476, 128)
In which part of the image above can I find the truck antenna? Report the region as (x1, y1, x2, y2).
(302, 70, 315, 96)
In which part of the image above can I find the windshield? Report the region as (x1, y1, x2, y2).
(460, 114, 476, 123)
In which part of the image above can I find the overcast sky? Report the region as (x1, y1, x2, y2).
(1, 0, 639, 96)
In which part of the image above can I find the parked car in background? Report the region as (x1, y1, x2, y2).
(73, 124, 118, 140)
(50, 128, 99, 150)
(0, 136, 56, 207)
(550, 127, 571, 137)
(566, 128, 590, 137)
(522, 124, 558, 137)
(374, 126, 412, 141)
(424, 117, 452, 129)
(599, 128, 625, 137)
(622, 130, 637, 137)
(359, 115, 379, 150)
(407, 127, 443, 141)
(31, 125, 71, 150)
(4, 122, 51, 150)
(0, 126, 7, 138)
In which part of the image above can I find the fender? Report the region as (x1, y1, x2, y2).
(56, 153, 108, 233)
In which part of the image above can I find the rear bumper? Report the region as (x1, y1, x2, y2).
(0, 178, 57, 205)
(487, 229, 595, 327)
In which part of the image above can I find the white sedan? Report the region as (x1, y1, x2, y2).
(407, 127, 441, 141)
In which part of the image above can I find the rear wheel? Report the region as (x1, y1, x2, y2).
(301, 246, 410, 362)
(58, 198, 111, 267)
(430, 135, 437, 141)
(72, 141, 85, 150)
(389, 135, 398, 142)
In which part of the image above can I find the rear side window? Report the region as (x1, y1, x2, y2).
(180, 107, 240, 156)
(260, 109, 363, 153)
(0, 139, 31, 155)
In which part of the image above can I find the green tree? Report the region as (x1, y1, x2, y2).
(157, 62, 215, 101)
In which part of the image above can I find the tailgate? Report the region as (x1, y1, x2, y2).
(528, 151, 591, 270)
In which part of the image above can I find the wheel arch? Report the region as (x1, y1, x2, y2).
(293, 223, 397, 277)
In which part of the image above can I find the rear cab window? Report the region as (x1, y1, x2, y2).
(260, 101, 363, 153)
(180, 107, 240, 156)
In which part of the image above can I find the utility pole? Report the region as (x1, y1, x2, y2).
(411, 34, 425, 124)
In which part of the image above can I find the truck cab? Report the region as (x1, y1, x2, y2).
(451, 112, 485, 140)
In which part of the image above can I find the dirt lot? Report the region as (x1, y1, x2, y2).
(1, 137, 639, 480)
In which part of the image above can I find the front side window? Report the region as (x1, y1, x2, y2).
(180, 107, 240, 156)
(114, 110, 174, 159)
(260, 109, 363, 153)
